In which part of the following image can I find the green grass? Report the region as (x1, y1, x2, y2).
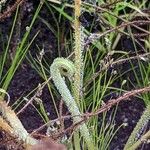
(26, 0, 150, 149)
(0, 2, 44, 96)
(0, 0, 150, 149)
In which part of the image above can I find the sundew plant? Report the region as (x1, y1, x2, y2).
(0, 0, 150, 150)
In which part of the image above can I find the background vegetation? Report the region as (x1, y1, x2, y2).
(0, 0, 150, 149)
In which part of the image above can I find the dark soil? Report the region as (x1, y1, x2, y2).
(0, 0, 150, 150)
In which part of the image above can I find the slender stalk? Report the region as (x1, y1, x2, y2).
(73, 1, 86, 148)
(74, 0, 83, 105)
(124, 104, 150, 150)
(127, 130, 150, 150)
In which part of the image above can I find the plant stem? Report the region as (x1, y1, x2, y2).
(0, 100, 37, 145)
(124, 104, 150, 150)
(50, 58, 94, 149)
(74, 0, 83, 105)
(127, 130, 150, 150)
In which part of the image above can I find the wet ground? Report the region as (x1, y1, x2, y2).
(0, 0, 150, 150)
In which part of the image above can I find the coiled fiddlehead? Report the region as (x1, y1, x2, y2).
(50, 57, 94, 149)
